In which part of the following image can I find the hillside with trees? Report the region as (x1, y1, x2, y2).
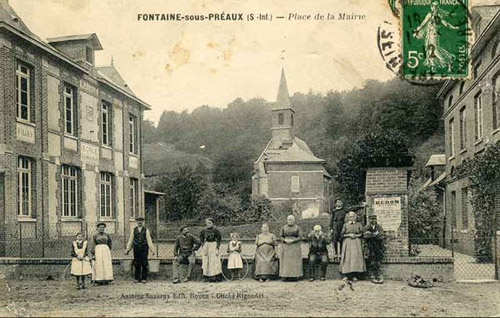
(143, 78, 444, 222)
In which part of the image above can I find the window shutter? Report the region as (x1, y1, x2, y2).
(31, 159, 37, 219)
(112, 174, 117, 219)
(78, 168, 83, 219)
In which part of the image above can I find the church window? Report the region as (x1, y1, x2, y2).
(278, 113, 284, 125)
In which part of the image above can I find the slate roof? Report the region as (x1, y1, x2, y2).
(47, 33, 103, 50)
(266, 138, 324, 163)
(97, 65, 136, 96)
(0, 0, 40, 40)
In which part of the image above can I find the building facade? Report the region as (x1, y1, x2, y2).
(252, 69, 332, 219)
(438, 5, 500, 255)
(0, 1, 150, 256)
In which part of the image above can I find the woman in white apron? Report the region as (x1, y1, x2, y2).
(70, 233, 92, 289)
(200, 218, 222, 282)
(91, 223, 114, 285)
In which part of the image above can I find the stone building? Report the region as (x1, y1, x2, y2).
(437, 5, 500, 255)
(252, 69, 332, 218)
(0, 0, 150, 256)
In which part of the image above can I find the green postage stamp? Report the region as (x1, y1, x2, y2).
(401, 0, 470, 79)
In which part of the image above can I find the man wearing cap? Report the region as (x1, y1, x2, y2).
(172, 226, 201, 284)
(363, 214, 385, 284)
(126, 217, 156, 283)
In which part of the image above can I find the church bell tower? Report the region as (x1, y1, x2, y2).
(271, 68, 295, 146)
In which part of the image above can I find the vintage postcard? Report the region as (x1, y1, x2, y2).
(0, 0, 500, 317)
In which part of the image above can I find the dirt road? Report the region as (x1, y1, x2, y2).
(1, 278, 499, 317)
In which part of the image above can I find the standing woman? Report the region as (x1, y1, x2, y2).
(254, 223, 278, 282)
(279, 215, 303, 281)
(91, 222, 114, 285)
(339, 211, 366, 282)
(200, 218, 222, 282)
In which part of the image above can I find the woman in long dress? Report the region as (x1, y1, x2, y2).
(339, 211, 366, 282)
(254, 223, 278, 282)
(200, 218, 222, 282)
(414, 1, 459, 73)
(279, 215, 303, 281)
(91, 223, 114, 285)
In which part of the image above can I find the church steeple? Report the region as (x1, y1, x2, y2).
(275, 68, 291, 109)
(271, 68, 295, 145)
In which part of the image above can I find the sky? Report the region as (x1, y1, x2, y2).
(10, 0, 401, 123)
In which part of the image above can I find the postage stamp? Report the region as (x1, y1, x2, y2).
(401, 0, 470, 79)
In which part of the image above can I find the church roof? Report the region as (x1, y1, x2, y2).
(273, 68, 293, 110)
(97, 64, 136, 96)
(266, 137, 325, 163)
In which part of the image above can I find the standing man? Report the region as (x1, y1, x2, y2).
(308, 225, 329, 281)
(172, 226, 200, 284)
(126, 216, 156, 283)
(363, 214, 386, 284)
(330, 199, 347, 258)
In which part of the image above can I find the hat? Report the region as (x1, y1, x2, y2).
(179, 226, 187, 232)
(135, 216, 145, 221)
(368, 215, 377, 220)
(96, 222, 107, 228)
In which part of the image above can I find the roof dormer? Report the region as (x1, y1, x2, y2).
(47, 33, 103, 71)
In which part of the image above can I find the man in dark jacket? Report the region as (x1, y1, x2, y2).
(126, 217, 156, 283)
(330, 199, 347, 258)
(308, 225, 329, 281)
(173, 226, 201, 284)
(364, 214, 385, 283)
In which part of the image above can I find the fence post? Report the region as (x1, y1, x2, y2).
(450, 222, 455, 258)
(495, 207, 498, 280)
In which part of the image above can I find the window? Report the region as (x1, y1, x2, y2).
(448, 95, 453, 109)
(461, 188, 469, 230)
(278, 113, 284, 125)
(473, 61, 481, 79)
(17, 157, 32, 217)
(85, 46, 93, 64)
(102, 101, 112, 146)
(100, 172, 113, 218)
(16, 63, 30, 121)
(64, 85, 77, 136)
(449, 118, 455, 157)
(129, 115, 137, 154)
(291, 175, 300, 193)
(451, 191, 457, 229)
(130, 178, 138, 218)
(493, 74, 499, 130)
(459, 107, 467, 150)
(62, 165, 79, 218)
(459, 82, 465, 95)
(474, 92, 483, 140)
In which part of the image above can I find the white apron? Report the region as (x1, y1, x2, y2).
(202, 242, 222, 277)
(70, 241, 92, 276)
(92, 244, 114, 281)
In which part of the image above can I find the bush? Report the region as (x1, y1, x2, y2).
(408, 186, 442, 245)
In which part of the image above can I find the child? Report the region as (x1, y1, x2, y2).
(71, 232, 92, 289)
(227, 232, 243, 280)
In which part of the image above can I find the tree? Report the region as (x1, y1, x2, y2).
(156, 165, 205, 221)
(335, 128, 412, 205)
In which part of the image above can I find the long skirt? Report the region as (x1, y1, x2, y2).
(92, 245, 114, 282)
(71, 257, 92, 276)
(254, 244, 278, 277)
(202, 242, 222, 277)
(227, 252, 243, 269)
(279, 242, 303, 278)
(340, 238, 366, 274)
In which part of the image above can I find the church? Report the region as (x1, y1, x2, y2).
(252, 69, 333, 218)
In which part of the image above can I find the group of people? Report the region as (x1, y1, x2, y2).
(69, 199, 386, 289)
